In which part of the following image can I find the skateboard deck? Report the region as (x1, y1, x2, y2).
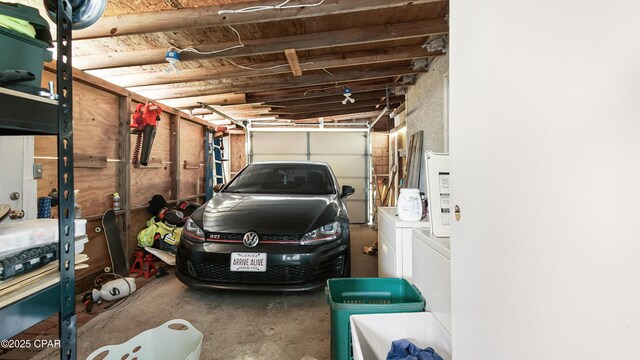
(102, 209, 129, 277)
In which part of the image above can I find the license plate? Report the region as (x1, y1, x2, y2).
(230, 252, 267, 272)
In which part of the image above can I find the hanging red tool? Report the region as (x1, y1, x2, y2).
(130, 102, 162, 166)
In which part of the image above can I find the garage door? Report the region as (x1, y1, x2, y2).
(250, 130, 369, 223)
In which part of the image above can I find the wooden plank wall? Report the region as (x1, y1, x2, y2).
(230, 133, 246, 176)
(179, 120, 205, 198)
(35, 70, 209, 290)
(371, 132, 390, 206)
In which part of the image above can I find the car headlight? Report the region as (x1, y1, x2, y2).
(183, 218, 205, 242)
(300, 221, 342, 245)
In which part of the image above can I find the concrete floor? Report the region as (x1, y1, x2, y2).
(34, 225, 378, 360)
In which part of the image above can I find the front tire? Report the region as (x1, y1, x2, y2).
(342, 251, 351, 278)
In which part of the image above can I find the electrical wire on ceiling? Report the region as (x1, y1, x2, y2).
(221, 57, 314, 71)
(168, 25, 316, 72)
(174, 25, 244, 55)
(218, 0, 325, 14)
(303, 83, 349, 96)
(322, 68, 336, 78)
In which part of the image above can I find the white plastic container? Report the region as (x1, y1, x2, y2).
(74, 218, 87, 237)
(397, 188, 423, 221)
(92, 277, 136, 302)
(75, 235, 89, 254)
(0, 219, 57, 257)
(0, 219, 89, 257)
(87, 319, 203, 360)
(350, 312, 452, 360)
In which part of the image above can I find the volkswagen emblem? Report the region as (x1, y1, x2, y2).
(242, 231, 259, 248)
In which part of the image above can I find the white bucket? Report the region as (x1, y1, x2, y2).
(397, 188, 423, 221)
(86, 319, 203, 360)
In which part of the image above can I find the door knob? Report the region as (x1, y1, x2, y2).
(9, 210, 25, 220)
(454, 205, 461, 222)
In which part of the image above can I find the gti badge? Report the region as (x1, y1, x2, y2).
(243, 231, 260, 248)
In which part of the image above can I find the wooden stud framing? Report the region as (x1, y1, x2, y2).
(170, 114, 181, 203)
(117, 96, 132, 263)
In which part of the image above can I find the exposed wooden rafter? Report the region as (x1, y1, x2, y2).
(132, 66, 424, 101)
(159, 94, 247, 109)
(270, 97, 403, 115)
(102, 47, 440, 88)
(73, 19, 448, 70)
(280, 106, 396, 120)
(284, 49, 303, 77)
(72, 0, 446, 40)
(247, 81, 409, 103)
(263, 90, 389, 107)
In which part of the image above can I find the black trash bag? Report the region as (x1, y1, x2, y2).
(148, 194, 168, 217)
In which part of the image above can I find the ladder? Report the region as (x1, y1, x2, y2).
(205, 130, 225, 201)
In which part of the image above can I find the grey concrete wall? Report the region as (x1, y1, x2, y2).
(407, 54, 449, 152)
(406, 54, 449, 191)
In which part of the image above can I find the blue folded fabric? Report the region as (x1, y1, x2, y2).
(386, 339, 444, 360)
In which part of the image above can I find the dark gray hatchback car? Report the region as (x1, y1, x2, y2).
(176, 161, 354, 291)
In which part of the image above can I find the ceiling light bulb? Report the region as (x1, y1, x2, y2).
(342, 86, 355, 104)
(164, 49, 181, 75)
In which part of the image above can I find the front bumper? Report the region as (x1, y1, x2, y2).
(176, 235, 349, 292)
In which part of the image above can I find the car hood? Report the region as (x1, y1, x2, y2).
(197, 192, 340, 234)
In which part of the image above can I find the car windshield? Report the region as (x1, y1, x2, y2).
(223, 163, 335, 195)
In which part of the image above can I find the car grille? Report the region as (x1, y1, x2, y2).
(187, 255, 345, 284)
(310, 255, 344, 281)
(205, 232, 302, 243)
(190, 262, 311, 284)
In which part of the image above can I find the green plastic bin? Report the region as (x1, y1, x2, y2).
(326, 277, 425, 360)
(0, 2, 52, 92)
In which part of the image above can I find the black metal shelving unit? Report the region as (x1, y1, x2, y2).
(0, 1, 76, 359)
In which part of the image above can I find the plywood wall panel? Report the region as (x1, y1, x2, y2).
(372, 132, 390, 178)
(35, 135, 56, 157)
(38, 71, 120, 217)
(130, 166, 172, 207)
(180, 120, 204, 198)
(230, 133, 246, 173)
(72, 85, 119, 159)
(42, 71, 120, 158)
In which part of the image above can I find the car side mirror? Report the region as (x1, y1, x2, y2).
(213, 183, 225, 193)
(341, 185, 355, 198)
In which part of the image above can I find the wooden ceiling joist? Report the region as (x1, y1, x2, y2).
(284, 49, 303, 77)
(103, 46, 440, 88)
(280, 106, 396, 120)
(270, 97, 403, 115)
(262, 90, 389, 107)
(158, 93, 247, 109)
(134, 66, 425, 101)
(73, 19, 449, 70)
(72, 0, 446, 40)
(247, 81, 409, 103)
